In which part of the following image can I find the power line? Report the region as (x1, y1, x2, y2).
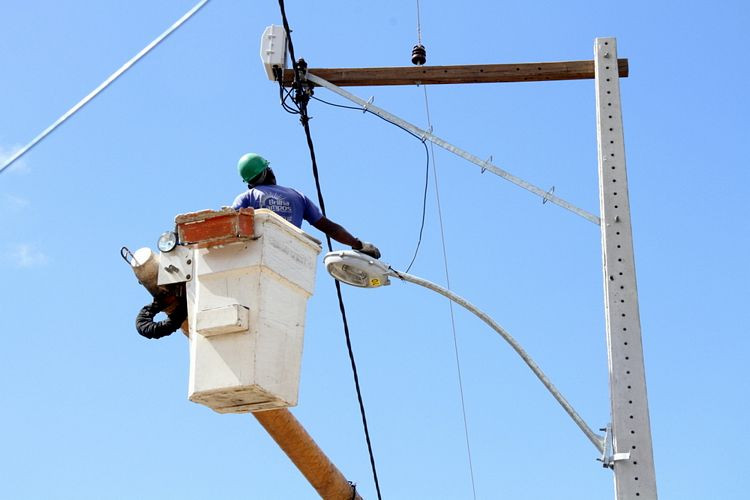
(312, 81, 476, 500)
(421, 84, 478, 499)
(404, 140, 429, 274)
(416, 0, 423, 45)
(276, 3, 382, 499)
(0, 0, 211, 177)
(412, 2, 476, 494)
(310, 95, 430, 273)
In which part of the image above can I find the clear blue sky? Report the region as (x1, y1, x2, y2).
(1, 1, 748, 499)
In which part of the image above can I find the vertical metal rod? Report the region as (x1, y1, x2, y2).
(594, 37, 658, 499)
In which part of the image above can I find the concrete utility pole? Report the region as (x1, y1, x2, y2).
(594, 37, 657, 498)
(286, 38, 657, 499)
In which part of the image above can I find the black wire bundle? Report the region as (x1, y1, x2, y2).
(276, 2, 383, 498)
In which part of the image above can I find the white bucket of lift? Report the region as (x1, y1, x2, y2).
(185, 209, 321, 413)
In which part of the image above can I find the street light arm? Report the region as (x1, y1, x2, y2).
(388, 268, 605, 453)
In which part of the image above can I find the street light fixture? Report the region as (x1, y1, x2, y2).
(324, 250, 391, 288)
(324, 249, 607, 455)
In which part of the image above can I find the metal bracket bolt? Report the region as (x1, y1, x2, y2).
(543, 185, 556, 205)
(481, 155, 493, 174)
(597, 424, 631, 469)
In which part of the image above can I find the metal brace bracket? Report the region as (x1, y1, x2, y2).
(481, 155, 493, 174)
(306, 72, 601, 225)
(157, 245, 194, 285)
(419, 125, 434, 143)
(597, 424, 631, 469)
(542, 185, 555, 204)
(362, 96, 375, 113)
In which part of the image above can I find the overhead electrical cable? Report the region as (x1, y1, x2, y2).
(311, 53, 475, 500)
(416, 0, 423, 45)
(0, 0, 211, 177)
(413, 2, 476, 495)
(311, 95, 430, 273)
(421, 84, 478, 500)
(276, 3, 382, 499)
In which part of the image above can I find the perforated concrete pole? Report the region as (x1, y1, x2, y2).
(595, 37, 657, 499)
(253, 409, 363, 500)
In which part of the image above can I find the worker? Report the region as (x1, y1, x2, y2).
(232, 153, 381, 259)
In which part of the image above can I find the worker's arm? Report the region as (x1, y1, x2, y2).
(312, 216, 361, 247)
(312, 216, 381, 258)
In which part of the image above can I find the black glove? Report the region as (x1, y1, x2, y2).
(357, 241, 381, 259)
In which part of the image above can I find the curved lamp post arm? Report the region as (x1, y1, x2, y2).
(389, 269, 605, 453)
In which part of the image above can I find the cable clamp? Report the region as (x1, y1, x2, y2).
(362, 96, 375, 113)
(542, 185, 555, 204)
(597, 424, 631, 469)
(295, 58, 309, 84)
(419, 125, 433, 143)
(481, 155, 493, 174)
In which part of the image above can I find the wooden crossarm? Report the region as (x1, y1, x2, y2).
(281, 59, 628, 87)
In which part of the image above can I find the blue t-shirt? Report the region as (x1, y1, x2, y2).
(231, 185, 323, 228)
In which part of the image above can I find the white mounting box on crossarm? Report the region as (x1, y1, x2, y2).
(260, 25, 287, 80)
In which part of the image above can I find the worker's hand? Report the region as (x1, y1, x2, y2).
(356, 241, 381, 259)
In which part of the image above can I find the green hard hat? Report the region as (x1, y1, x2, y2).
(237, 153, 270, 183)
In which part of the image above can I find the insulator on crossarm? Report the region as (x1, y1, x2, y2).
(411, 44, 426, 66)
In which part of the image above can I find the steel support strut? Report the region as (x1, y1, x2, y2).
(306, 73, 600, 225)
(594, 38, 657, 499)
